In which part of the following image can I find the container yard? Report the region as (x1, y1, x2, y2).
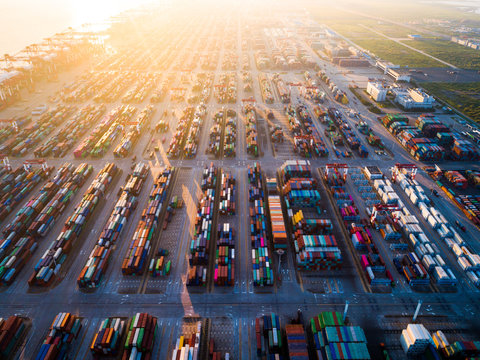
(121, 167, 174, 276)
(29, 163, 118, 287)
(0, 3, 480, 360)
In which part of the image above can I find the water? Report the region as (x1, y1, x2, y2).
(0, 0, 150, 55)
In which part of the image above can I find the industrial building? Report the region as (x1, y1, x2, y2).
(376, 61, 411, 82)
(391, 87, 436, 110)
(367, 81, 388, 102)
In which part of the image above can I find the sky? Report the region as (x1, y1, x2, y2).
(0, 0, 152, 55)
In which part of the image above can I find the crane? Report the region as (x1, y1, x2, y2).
(23, 159, 49, 174)
(325, 163, 348, 182)
(391, 163, 417, 183)
(370, 204, 400, 225)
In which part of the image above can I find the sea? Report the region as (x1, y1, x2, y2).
(0, 0, 151, 56)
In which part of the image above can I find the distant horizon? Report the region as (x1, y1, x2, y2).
(0, 0, 152, 55)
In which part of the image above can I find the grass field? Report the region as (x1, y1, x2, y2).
(353, 39, 444, 67)
(422, 82, 480, 122)
(400, 39, 480, 70)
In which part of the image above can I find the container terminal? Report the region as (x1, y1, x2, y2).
(0, 2, 480, 359)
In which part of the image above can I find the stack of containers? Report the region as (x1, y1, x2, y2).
(267, 195, 287, 250)
(207, 112, 222, 156)
(51, 105, 105, 157)
(27, 163, 93, 237)
(255, 313, 282, 357)
(285, 324, 309, 359)
(310, 312, 371, 360)
(34, 105, 105, 157)
(219, 172, 235, 215)
(0, 316, 27, 359)
(35, 313, 82, 360)
(148, 256, 171, 277)
(187, 164, 217, 286)
(170, 321, 202, 360)
(397, 171, 462, 286)
(325, 168, 360, 223)
(114, 105, 154, 158)
(248, 163, 273, 286)
(29, 163, 118, 287)
(90, 317, 126, 357)
(122, 167, 173, 275)
(294, 235, 342, 271)
(245, 104, 259, 156)
(122, 313, 157, 360)
(167, 107, 195, 158)
(10, 106, 75, 157)
(400, 324, 433, 357)
(183, 106, 206, 159)
(280, 160, 341, 272)
(0, 164, 78, 285)
(78, 164, 149, 288)
(443, 340, 480, 358)
(91, 105, 136, 157)
(73, 108, 119, 158)
(223, 116, 236, 157)
(0, 167, 46, 222)
(214, 223, 235, 286)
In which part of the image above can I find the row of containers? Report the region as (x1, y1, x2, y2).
(121, 166, 174, 276)
(0, 165, 49, 222)
(248, 163, 274, 286)
(77, 163, 149, 288)
(318, 71, 348, 104)
(256, 311, 371, 360)
(395, 170, 480, 287)
(214, 73, 236, 103)
(0, 105, 76, 157)
(207, 110, 237, 158)
(366, 166, 459, 288)
(167, 104, 206, 158)
(33, 105, 106, 158)
(113, 105, 155, 158)
(29, 163, 119, 287)
(379, 114, 480, 161)
(187, 163, 217, 286)
(207, 111, 224, 156)
(0, 315, 29, 359)
(428, 168, 480, 228)
(170, 318, 229, 360)
(272, 73, 290, 103)
(400, 323, 480, 359)
(285, 104, 328, 158)
(259, 73, 274, 103)
(215, 171, 236, 287)
(278, 160, 343, 271)
(92, 313, 157, 360)
(35, 312, 157, 360)
(73, 105, 137, 158)
(344, 168, 394, 288)
(326, 108, 369, 158)
(0, 163, 94, 285)
(244, 104, 259, 157)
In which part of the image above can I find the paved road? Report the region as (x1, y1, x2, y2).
(358, 24, 457, 69)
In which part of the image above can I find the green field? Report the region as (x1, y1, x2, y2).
(353, 39, 444, 68)
(401, 39, 480, 70)
(422, 82, 480, 122)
